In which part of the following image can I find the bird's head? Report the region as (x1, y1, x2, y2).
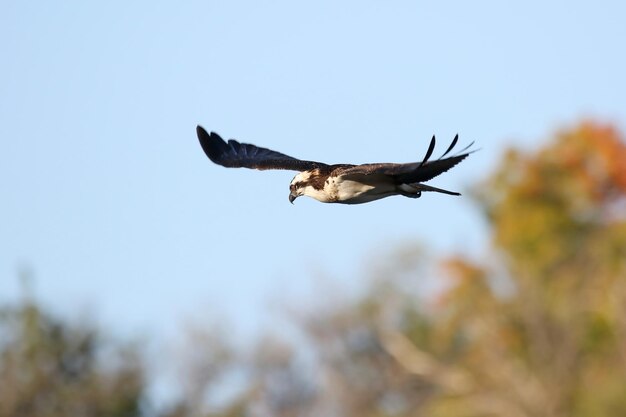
(289, 170, 322, 204)
(288, 172, 307, 204)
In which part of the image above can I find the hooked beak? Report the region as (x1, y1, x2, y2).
(289, 192, 297, 204)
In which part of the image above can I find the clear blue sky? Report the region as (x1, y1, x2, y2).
(2, 1, 625, 343)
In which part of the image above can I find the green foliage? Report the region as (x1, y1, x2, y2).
(0, 299, 145, 417)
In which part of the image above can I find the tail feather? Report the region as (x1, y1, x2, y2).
(412, 183, 461, 196)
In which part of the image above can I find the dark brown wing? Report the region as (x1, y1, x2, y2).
(338, 134, 475, 184)
(197, 126, 328, 172)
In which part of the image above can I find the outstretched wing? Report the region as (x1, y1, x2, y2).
(197, 126, 328, 172)
(339, 134, 475, 184)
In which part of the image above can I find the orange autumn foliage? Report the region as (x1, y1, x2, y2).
(433, 121, 626, 417)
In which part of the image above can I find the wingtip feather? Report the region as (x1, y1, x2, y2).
(439, 134, 459, 159)
(420, 135, 436, 166)
(197, 127, 231, 164)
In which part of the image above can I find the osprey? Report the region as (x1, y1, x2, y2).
(197, 126, 475, 204)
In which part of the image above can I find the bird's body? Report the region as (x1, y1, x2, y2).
(197, 126, 475, 204)
(290, 169, 401, 204)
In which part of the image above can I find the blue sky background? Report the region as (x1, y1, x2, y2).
(2, 1, 625, 347)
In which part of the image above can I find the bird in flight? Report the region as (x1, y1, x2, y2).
(197, 126, 475, 204)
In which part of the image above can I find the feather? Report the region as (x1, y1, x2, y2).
(419, 135, 436, 166)
(197, 126, 327, 172)
(440, 134, 459, 159)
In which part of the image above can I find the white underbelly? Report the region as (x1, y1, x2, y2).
(332, 178, 397, 204)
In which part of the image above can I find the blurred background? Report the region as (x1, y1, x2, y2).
(1, 1, 625, 416)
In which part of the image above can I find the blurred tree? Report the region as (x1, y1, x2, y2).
(159, 324, 242, 417)
(435, 121, 626, 417)
(182, 121, 625, 417)
(0, 289, 145, 417)
(5, 121, 625, 417)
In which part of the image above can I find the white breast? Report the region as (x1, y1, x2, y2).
(325, 174, 397, 204)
